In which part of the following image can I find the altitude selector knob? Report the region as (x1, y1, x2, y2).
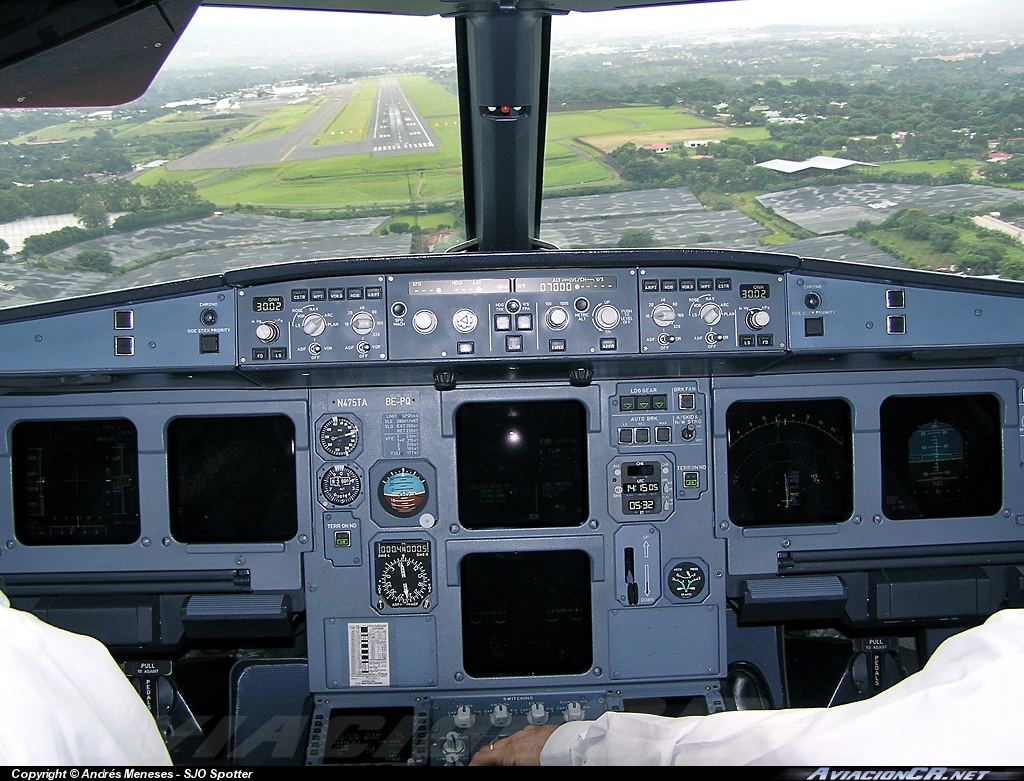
(350, 312, 376, 336)
(651, 303, 677, 328)
(545, 306, 570, 330)
(255, 321, 279, 343)
(699, 303, 722, 327)
(302, 313, 327, 337)
(745, 309, 771, 331)
(593, 304, 621, 330)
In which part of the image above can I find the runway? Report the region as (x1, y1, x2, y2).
(166, 78, 440, 172)
(370, 78, 438, 157)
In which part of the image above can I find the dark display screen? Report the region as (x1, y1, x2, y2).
(460, 550, 592, 678)
(167, 415, 298, 543)
(726, 399, 853, 526)
(455, 400, 588, 529)
(881, 394, 1001, 520)
(323, 707, 414, 764)
(11, 419, 141, 545)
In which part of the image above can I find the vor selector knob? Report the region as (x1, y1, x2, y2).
(412, 309, 438, 334)
(545, 306, 570, 330)
(593, 304, 621, 330)
(350, 312, 376, 336)
(255, 321, 279, 343)
(302, 313, 327, 337)
(699, 303, 722, 327)
(651, 303, 677, 328)
(745, 309, 771, 331)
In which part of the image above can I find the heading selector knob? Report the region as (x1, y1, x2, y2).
(255, 321, 279, 344)
(651, 303, 677, 328)
(350, 312, 376, 336)
(412, 309, 438, 334)
(594, 304, 621, 330)
(745, 309, 771, 331)
(302, 313, 327, 337)
(699, 303, 722, 327)
(545, 306, 570, 330)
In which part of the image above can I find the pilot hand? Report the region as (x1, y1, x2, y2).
(468, 725, 559, 766)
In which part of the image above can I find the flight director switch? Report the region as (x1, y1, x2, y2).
(386, 269, 640, 360)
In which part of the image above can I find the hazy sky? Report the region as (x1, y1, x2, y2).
(165, 0, 1014, 68)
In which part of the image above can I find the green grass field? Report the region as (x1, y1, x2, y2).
(400, 74, 459, 117)
(230, 97, 327, 145)
(314, 80, 375, 146)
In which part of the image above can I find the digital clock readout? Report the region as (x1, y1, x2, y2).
(252, 296, 284, 313)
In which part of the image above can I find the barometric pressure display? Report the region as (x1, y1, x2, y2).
(739, 284, 770, 299)
(726, 399, 853, 526)
(374, 539, 432, 609)
(880, 394, 1001, 520)
(252, 295, 284, 313)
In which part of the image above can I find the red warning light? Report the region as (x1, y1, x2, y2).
(500, 105, 511, 114)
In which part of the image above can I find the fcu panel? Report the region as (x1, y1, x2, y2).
(638, 268, 786, 355)
(385, 269, 640, 360)
(237, 275, 388, 365)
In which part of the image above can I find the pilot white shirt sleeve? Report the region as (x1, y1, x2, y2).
(0, 589, 172, 766)
(540, 608, 1024, 766)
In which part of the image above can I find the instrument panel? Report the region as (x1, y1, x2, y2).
(2, 250, 1024, 765)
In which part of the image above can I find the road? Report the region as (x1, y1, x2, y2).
(166, 78, 439, 171)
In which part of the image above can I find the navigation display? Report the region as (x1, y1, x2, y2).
(880, 394, 1002, 520)
(11, 419, 141, 545)
(455, 400, 588, 529)
(460, 550, 592, 678)
(167, 415, 298, 543)
(726, 399, 853, 526)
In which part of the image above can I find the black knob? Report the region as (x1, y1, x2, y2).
(805, 292, 821, 310)
(200, 308, 218, 326)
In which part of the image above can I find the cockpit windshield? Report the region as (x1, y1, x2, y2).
(1, 0, 1022, 310)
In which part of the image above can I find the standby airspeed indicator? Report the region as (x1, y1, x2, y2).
(318, 415, 360, 458)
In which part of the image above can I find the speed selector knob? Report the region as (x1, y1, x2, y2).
(593, 304, 621, 330)
(350, 312, 376, 336)
(412, 309, 438, 334)
(651, 303, 677, 328)
(699, 303, 722, 327)
(545, 306, 570, 330)
(745, 309, 771, 331)
(255, 321, 279, 343)
(302, 313, 327, 337)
